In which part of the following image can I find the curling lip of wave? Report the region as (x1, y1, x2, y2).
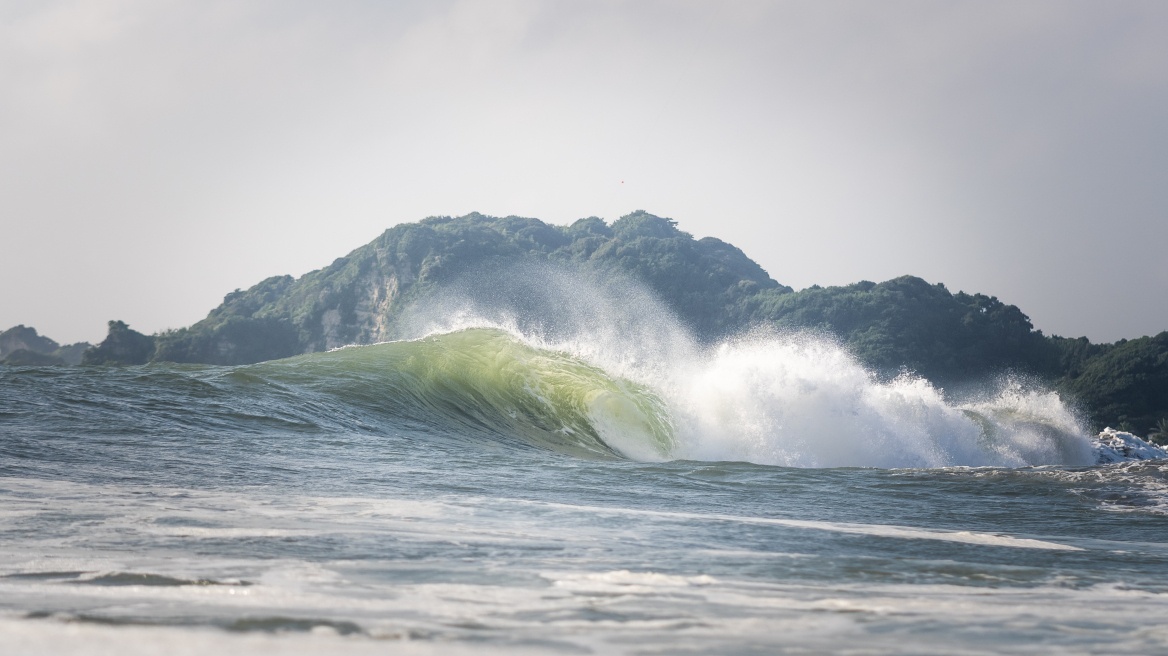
(244, 325, 1107, 469)
(263, 327, 676, 462)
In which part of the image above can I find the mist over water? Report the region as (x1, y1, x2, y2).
(2, 263, 1166, 655)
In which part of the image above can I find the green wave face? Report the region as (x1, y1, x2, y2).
(250, 328, 676, 460)
(231, 328, 1094, 468)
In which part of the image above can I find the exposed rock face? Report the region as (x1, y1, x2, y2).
(81, 321, 156, 366)
(0, 325, 59, 358)
(0, 325, 91, 365)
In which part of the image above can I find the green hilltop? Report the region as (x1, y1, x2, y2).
(77, 211, 1167, 438)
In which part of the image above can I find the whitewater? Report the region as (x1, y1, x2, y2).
(2, 268, 1167, 654)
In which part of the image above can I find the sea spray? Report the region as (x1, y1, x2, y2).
(395, 262, 699, 382)
(659, 333, 1094, 467)
(368, 264, 1093, 467)
(29, 264, 1075, 468)
(4, 289, 1166, 654)
(288, 325, 1091, 467)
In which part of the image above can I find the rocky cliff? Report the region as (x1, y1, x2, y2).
(0, 325, 91, 365)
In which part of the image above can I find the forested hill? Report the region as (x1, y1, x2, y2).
(80, 211, 1167, 437)
(145, 211, 790, 363)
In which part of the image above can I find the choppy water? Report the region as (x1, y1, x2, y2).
(3, 316, 1168, 654)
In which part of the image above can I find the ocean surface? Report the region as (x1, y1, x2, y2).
(3, 304, 1168, 654)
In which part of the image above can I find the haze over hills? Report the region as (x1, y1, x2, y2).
(8, 211, 1166, 437)
(0, 325, 90, 366)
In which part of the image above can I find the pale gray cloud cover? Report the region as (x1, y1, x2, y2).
(2, 0, 1166, 344)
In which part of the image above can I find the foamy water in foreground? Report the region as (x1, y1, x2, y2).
(2, 313, 1167, 654)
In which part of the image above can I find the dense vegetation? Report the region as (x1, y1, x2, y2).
(145, 211, 786, 364)
(747, 277, 1052, 384)
(66, 211, 1168, 436)
(1057, 333, 1168, 438)
(745, 279, 1168, 437)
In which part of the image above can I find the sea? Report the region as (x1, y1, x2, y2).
(2, 275, 1167, 655)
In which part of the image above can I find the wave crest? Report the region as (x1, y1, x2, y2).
(242, 325, 1097, 468)
(252, 328, 674, 460)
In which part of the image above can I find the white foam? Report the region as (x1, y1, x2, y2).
(3, 477, 1163, 655)
(503, 499, 1083, 551)
(0, 616, 525, 656)
(658, 336, 1098, 468)
(546, 569, 718, 590)
(398, 271, 1100, 468)
(1094, 428, 1168, 463)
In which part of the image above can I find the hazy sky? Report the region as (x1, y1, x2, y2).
(3, 0, 1167, 345)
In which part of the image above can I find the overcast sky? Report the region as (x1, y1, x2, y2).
(3, 0, 1166, 345)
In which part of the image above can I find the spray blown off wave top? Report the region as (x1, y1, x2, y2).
(2, 264, 1166, 655)
(278, 326, 1092, 469)
(314, 264, 1096, 468)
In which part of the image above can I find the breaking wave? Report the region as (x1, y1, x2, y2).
(241, 324, 1097, 468)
